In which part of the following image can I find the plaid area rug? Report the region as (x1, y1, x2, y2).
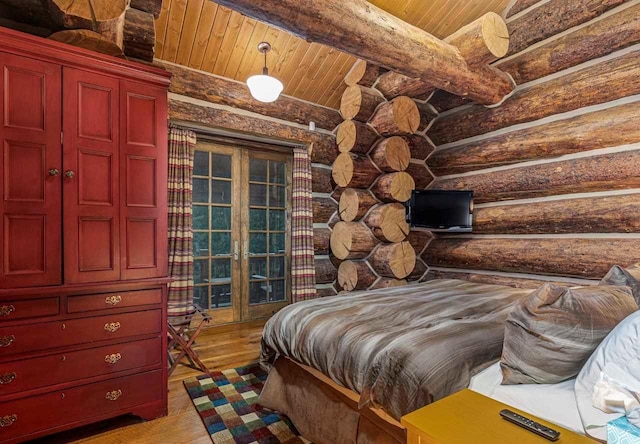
(183, 364, 310, 444)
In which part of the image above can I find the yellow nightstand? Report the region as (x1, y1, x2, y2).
(401, 389, 596, 444)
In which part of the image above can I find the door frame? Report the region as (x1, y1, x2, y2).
(193, 140, 292, 324)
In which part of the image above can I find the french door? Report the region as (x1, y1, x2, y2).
(192, 141, 292, 323)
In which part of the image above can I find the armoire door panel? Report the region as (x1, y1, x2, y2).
(126, 156, 156, 207)
(120, 81, 167, 280)
(77, 82, 114, 141)
(78, 150, 113, 205)
(63, 68, 120, 283)
(126, 218, 157, 269)
(4, 214, 45, 274)
(0, 51, 61, 288)
(125, 93, 157, 147)
(4, 140, 45, 202)
(3, 66, 46, 131)
(78, 217, 115, 271)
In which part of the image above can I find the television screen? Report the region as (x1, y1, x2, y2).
(406, 190, 473, 232)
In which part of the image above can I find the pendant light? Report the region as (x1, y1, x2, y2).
(247, 42, 284, 103)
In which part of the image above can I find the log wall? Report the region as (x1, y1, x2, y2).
(321, 61, 438, 294)
(422, 0, 640, 288)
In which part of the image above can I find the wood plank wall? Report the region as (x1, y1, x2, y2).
(421, 0, 640, 288)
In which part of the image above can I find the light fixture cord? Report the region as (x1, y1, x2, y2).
(263, 49, 268, 75)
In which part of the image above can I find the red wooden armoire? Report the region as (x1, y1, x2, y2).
(0, 28, 170, 443)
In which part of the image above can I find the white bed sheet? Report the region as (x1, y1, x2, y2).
(469, 362, 585, 435)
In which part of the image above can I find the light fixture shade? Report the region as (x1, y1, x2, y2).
(247, 74, 284, 103)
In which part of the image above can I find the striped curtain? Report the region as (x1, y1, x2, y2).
(167, 126, 197, 307)
(291, 146, 317, 302)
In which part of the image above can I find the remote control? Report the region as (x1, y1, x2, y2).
(499, 409, 560, 441)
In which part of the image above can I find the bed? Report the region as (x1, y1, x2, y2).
(257, 279, 534, 443)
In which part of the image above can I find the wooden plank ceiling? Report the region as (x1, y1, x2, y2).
(156, 0, 510, 109)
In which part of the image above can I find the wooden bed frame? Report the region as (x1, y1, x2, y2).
(258, 357, 406, 444)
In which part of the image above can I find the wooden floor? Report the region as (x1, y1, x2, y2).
(38, 320, 266, 444)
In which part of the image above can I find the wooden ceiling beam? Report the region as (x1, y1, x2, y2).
(213, 0, 514, 105)
(375, 12, 510, 100)
(158, 61, 342, 130)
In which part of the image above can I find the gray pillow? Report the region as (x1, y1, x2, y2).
(500, 283, 638, 385)
(600, 263, 640, 305)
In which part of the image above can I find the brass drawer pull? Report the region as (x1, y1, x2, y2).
(0, 335, 15, 348)
(0, 305, 15, 317)
(105, 389, 122, 401)
(104, 322, 121, 333)
(0, 372, 16, 385)
(105, 295, 122, 306)
(0, 414, 16, 427)
(104, 353, 122, 364)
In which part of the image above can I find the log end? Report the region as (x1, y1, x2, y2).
(332, 153, 354, 188)
(340, 85, 363, 120)
(336, 120, 357, 153)
(344, 59, 368, 87)
(378, 203, 410, 243)
(337, 261, 358, 291)
(389, 241, 417, 279)
(482, 12, 510, 59)
(330, 222, 352, 260)
(51, 0, 128, 22)
(386, 172, 415, 202)
(379, 136, 411, 172)
(393, 96, 421, 134)
(339, 188, 359, 222)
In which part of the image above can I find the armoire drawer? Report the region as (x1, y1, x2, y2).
(0, 298, 59, 323)
(0, 309, 161, 357)
(0, 337, 161, 397)
(68, 289, 162, 313)
(0, 369, 163, 442)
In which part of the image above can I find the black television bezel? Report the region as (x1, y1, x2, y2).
(406, 189, 474, 232)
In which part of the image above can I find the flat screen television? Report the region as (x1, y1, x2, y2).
(406, 190, 473, 232)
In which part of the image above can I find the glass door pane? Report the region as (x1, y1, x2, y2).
(192, 143, 240, 324)
(243, 151, 292, 320)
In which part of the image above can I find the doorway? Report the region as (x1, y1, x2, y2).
(192, 140, 292, 323)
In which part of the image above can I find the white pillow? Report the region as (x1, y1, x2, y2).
(575, 310, 640, 441)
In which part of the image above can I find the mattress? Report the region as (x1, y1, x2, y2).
(470, 362, 585, 435)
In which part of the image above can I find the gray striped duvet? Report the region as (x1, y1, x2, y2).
(260, 279, 532, 419)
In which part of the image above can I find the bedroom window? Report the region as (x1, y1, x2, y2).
(192, 141, 292, 323)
